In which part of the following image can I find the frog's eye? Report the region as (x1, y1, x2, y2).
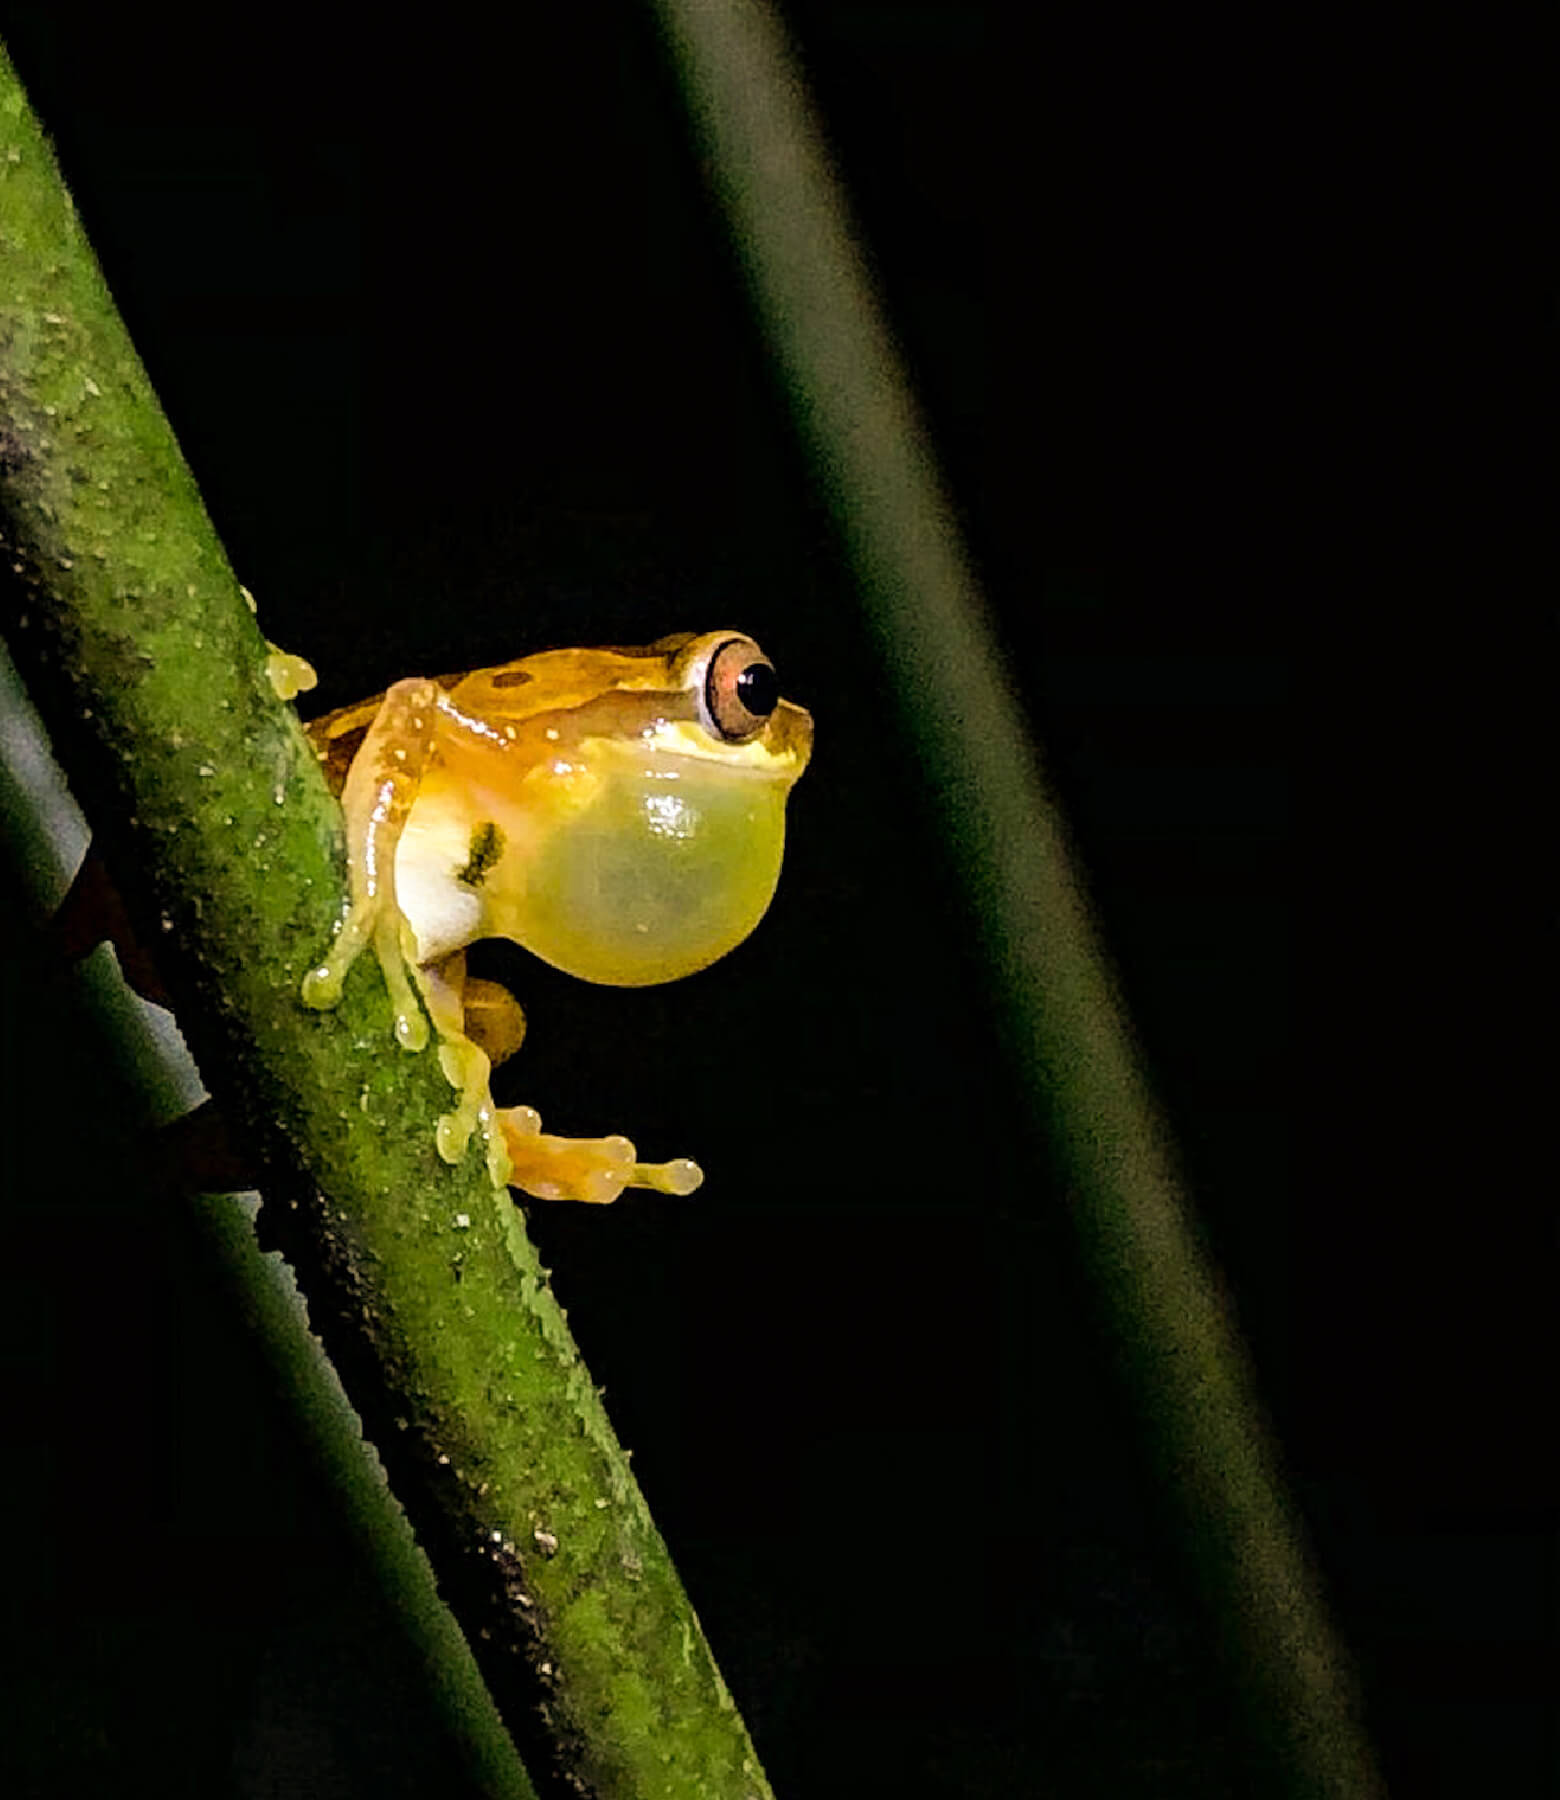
(699, 636, 780, 744)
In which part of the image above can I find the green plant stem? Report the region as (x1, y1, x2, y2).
(0, 40, 769, 1800)
(1, 637, 538, 1800)
(651, 2, 1384, 1795)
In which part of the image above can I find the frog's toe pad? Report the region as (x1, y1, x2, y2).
(639, 1157, 703, 1197)
(435, 1108, 474, 1165)
(301, 963, 345, 1010)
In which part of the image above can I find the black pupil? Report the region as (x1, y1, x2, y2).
(735, 660, 778, 718)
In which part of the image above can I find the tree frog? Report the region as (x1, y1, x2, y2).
(300, 631, 812, 1203)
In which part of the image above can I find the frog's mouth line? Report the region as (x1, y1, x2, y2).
(589, 703, 814, 782)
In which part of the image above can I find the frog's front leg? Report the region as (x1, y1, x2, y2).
(496, 1105, 703, 1205)
(301, 678, 444, 1051)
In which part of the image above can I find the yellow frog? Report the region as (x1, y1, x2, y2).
(299, 632, 812, 1203)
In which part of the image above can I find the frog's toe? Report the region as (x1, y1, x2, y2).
(633, 1156, 703, 1197)
(301, 901, 429, 1057)
(494, 1107, 700, 1204)
(301, 901, 376, 1012)
(434, 1106, 473, 1165)
(300, 961, 345, 1009)
(375, 913, 428, 1051)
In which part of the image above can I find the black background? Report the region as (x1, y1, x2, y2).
(0, 5, 1548, 1795)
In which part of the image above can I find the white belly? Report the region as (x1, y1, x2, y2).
(394, 808, 486, 965)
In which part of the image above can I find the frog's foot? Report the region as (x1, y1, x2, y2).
(302, 903, 429, 1052)
(435, 1036, 513, 1189)
(495, 1105, 703, 1205)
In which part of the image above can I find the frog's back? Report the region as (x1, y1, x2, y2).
(304, 637, 707, 794)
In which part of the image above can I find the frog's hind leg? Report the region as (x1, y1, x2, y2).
(459, 976, 527, 1069)
(428, 960, 700, 1204)
(494, 1105, 702, 1205)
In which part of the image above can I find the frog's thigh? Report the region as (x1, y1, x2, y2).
(495, 1105, 702, 1205)
(460, 976, 527, 1068)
